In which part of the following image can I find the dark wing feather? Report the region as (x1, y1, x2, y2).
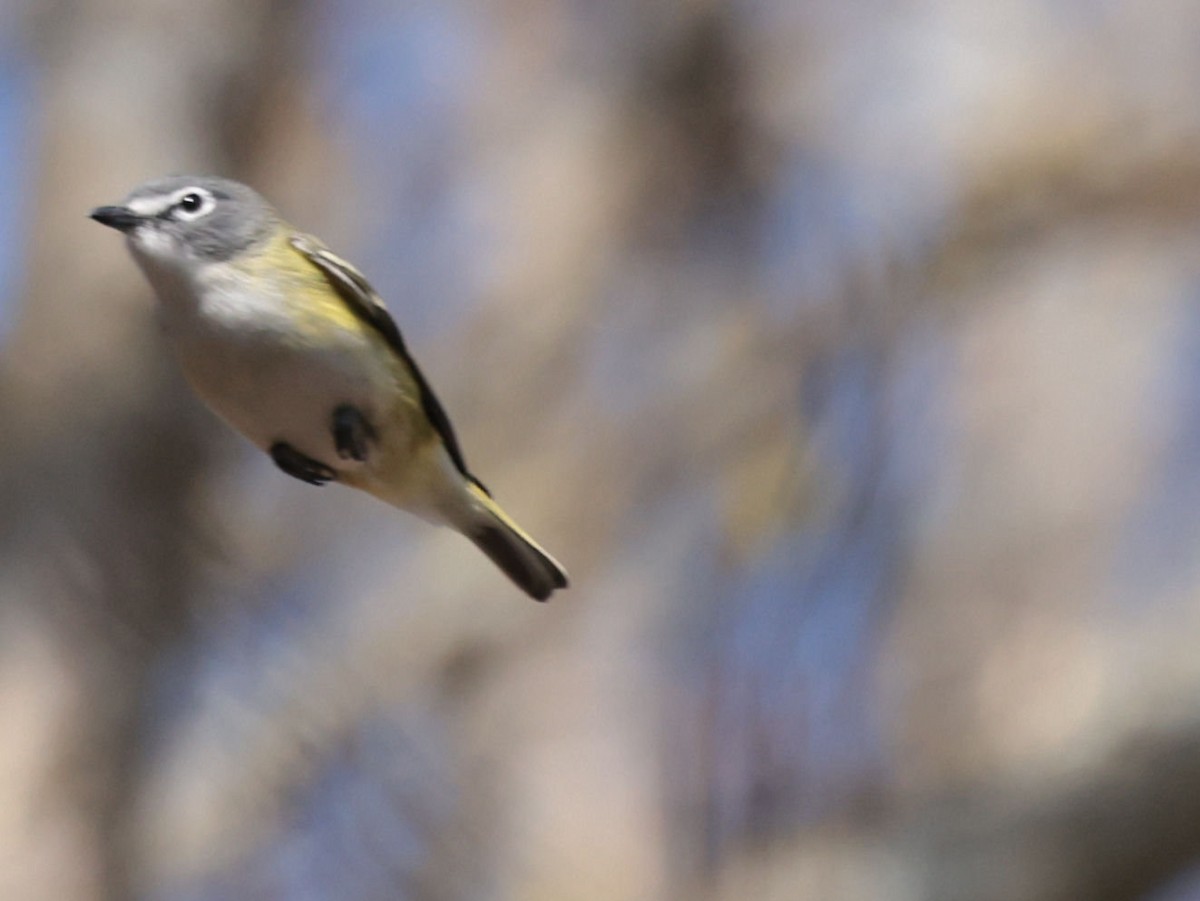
(289, 233, 485, 492)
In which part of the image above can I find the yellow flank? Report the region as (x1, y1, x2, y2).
(239, 229, 441, 505)
(246, 229, 369, 338)
(340, 414, 441, 509)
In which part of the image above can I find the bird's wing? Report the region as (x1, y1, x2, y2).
(289, 232, 484, 491)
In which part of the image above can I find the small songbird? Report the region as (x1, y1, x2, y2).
(91, 176, 567, 601)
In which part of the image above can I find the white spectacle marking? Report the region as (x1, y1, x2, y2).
(127, 187, 216, 221)
(173, 187, 216, 221)
(128, 194, 177, 216)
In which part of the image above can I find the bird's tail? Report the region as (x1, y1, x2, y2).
(460, 482, 568, 602)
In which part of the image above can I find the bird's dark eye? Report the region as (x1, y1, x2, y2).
(178, 193, 204, 213)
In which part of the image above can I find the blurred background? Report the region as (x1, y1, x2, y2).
(2, 1, 1200, 899)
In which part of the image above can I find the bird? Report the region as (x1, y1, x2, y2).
(90, 175, 568, 601)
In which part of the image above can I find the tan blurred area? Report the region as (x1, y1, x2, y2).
(2, 1, 1200, 900)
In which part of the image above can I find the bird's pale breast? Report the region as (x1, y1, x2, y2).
(160, 260, 419, 470)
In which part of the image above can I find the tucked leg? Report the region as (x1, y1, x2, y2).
(332, 404, 377, 463)
(269, 442, 336, 486)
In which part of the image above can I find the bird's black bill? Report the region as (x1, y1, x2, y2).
(89, 205, 143, 232)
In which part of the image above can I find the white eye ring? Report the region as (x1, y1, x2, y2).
(172, 188, 215, 221)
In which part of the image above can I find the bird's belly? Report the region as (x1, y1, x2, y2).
(171, 322, 400, 470)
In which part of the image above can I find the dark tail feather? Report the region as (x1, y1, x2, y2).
(471, 524, 568, 601)
(464, 485, 568, 601)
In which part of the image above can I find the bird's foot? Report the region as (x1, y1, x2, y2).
(332, 404, 376, 463)
(270, 442, 336, 486)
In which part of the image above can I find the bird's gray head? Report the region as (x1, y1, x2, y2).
(90, 175, 277, 265)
